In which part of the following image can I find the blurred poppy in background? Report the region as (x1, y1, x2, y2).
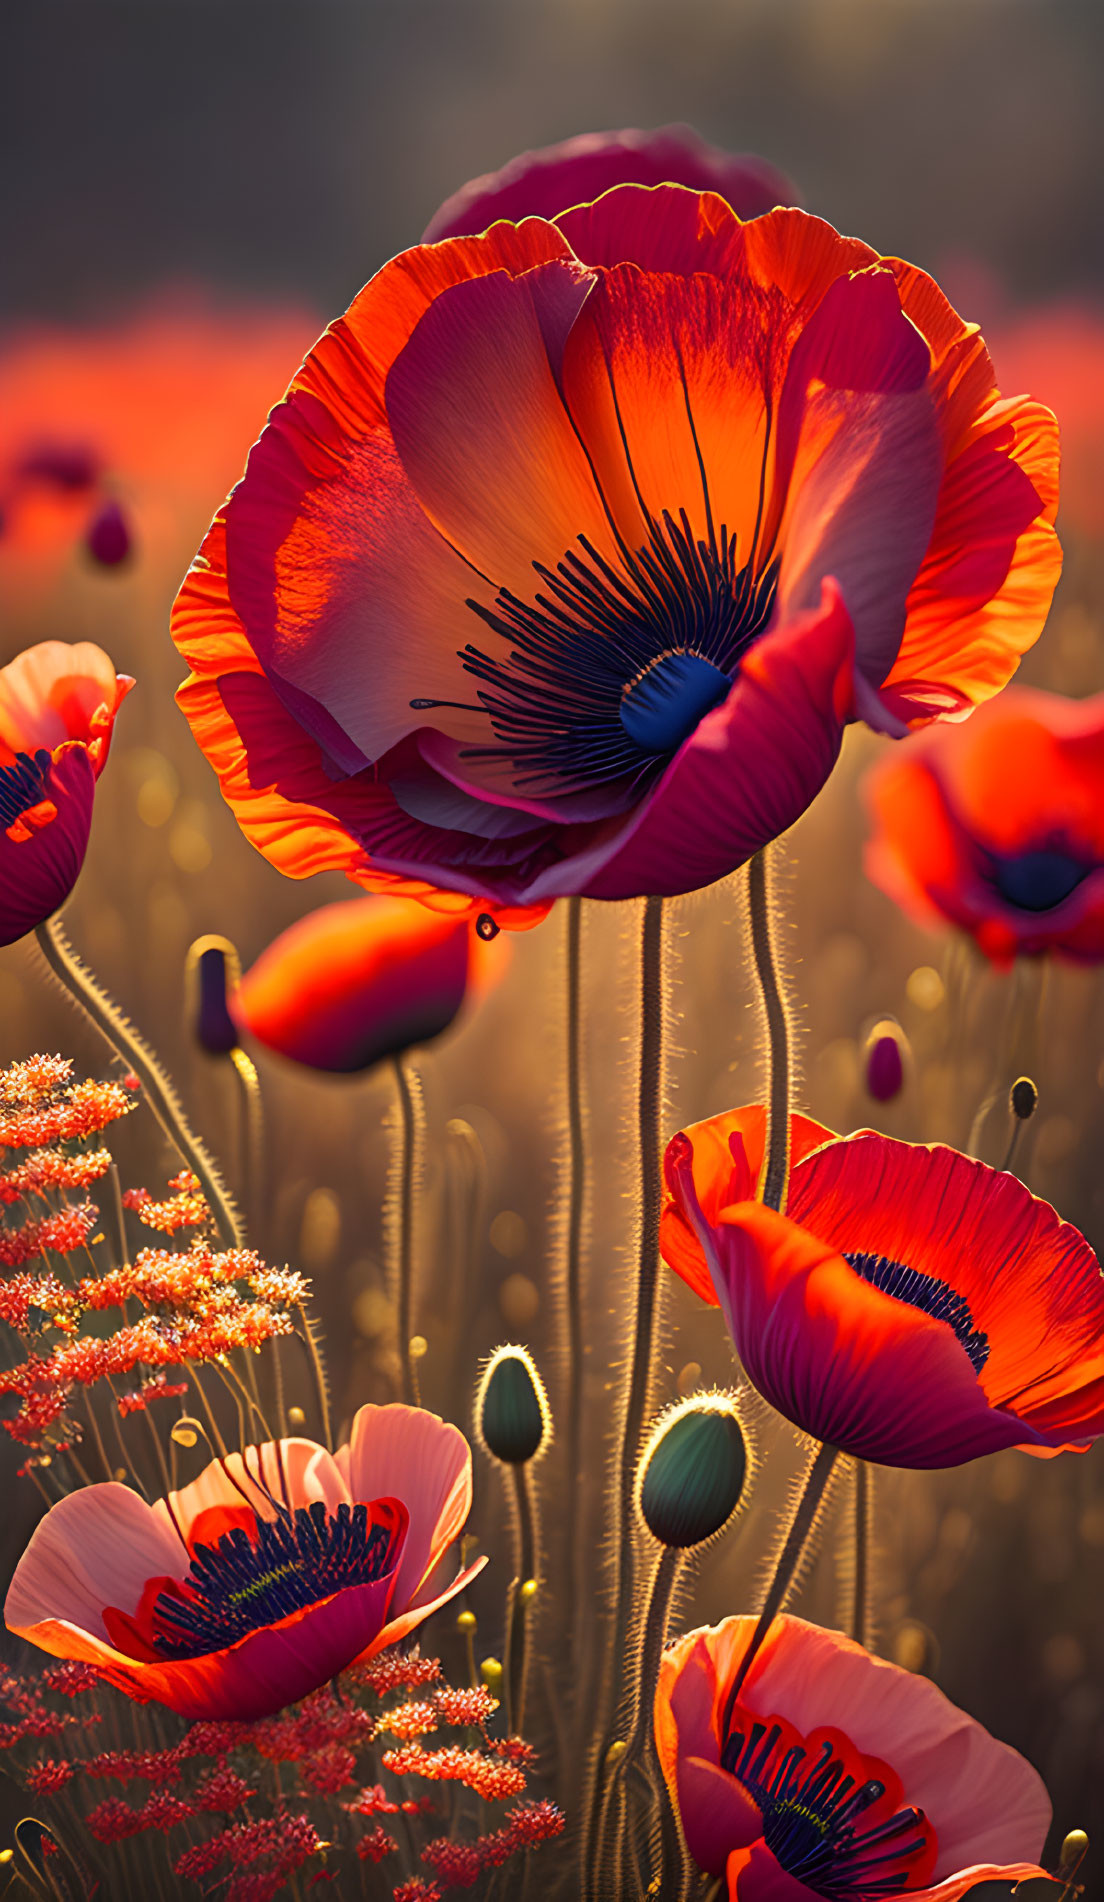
(654, 1612, 1052, 1899)
(421, 121, 798, 239)
(986, 301, 1104, 539)
(0, 641, 132, 946)
(5, 1403, 485, 1721)
(171, 153, 1060, 925)
(864, 686, 1104, 966)
(0, 295, 322, 589)
(662, 1108, 1104, 1466)
(228, 894, 501, 1073)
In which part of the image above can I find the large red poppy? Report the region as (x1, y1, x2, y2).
(661, 1106, 1104, 1467)
(5, 1404, 485, 1721)
(865, 685, 1104, 966)
(654, 1613, 1051, 1900)
(0, 641, 132, 947)
(170, 182, 1059, 929)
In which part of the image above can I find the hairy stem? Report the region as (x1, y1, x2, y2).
(505, 1461, 539, 1734)
(747, 849, 791, 1214)
(597, 1544, 683, 1897)
(34, 915, 242, 1250)
(585, 895, 666, 1886)
(389, 1055, 421, 1407)
(722, 1441, 839, 1732)
(851, 1459, 873, 1648)
(564, 895, 586, 1504)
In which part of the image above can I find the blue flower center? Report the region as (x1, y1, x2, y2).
(150, 1500, 402, 1659)
(991, 849, 1090, 913)
(0, 750, 52, 832)
(720, 1720, 932, 1900)
(619, 650, 732, 753)
(412, 507, 777, 798)
(845, 1251, 989, 1376)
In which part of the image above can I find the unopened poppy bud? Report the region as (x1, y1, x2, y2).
(1060, 1829, 1088, 1869)
(480, 1657, 503, 1693)
(475, 1346, 550, 1465)
(1010, 1075, 1038, 1121)
(637, 1395, 749, 1548)
(187, 936, 241, 1056)
(863, 1018, 908, 1103)
(86, 498, 131, 567)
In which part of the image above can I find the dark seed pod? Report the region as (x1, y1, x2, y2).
(476, 1346, 550, 1464)
(1010, 1075, 1038, 1121)
(86, 498, 131, 567)
(863, 1018, 909, 1104)
(187, 937, 241, 1056)
(638, 1398, 748, 1548)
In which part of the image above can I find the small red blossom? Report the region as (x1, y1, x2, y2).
(0, 1073, 136, 1148)
(380, 1743, 527, 1800)
(349, 1649, 443, 1696)
(41, 1660, 102, 1696)
(0, 1146, 112, 1202)
(392, 1881, 442, 1902)
(377, 1699, 438, 1742)
(25, 1758, 74, 1793)
(357, 1826, 399, 1863)
(0, 1201, 97, 1267)
(122, 1169, 209, 1233)
(116, 1373, 189, 1417)
(431, 1684, 498, 1727)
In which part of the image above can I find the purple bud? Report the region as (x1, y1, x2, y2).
(864, 1021, 907, 1102)
(86, 499, 131, 567)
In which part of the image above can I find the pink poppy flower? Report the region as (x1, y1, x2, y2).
(0, 641, 133, 947)
(865, 686, 1104, 966)
(422, 122, 798, 241)
(662, 1107, 1104, 1467)
(171, 187, 1059, 927)
(655, 1613, 1051, 1900)
(5, 1404, 485, 1721)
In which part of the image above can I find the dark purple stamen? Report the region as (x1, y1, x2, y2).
(845, 1252, 989, 1376)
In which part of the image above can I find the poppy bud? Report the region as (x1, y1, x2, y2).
(1060, 1830, 1088, 1871)
(475, 1346, 550, 1465)
(86, 499, 131, 567)
(1010, 1075, 1038, 1121)
(863, 1018, 908, 1103)
(637, 1395, 749, 1548)
(187, 936, 241, 1056)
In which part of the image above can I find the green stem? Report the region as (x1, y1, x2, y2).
(747, 849, 791, 1214)
(390, 1055, 420, 1407)
(34, 915, 242, 1250)
(722, 1441, 839, 1731)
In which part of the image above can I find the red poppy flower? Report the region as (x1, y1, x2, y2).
(231, 894, 501, 1072)
(5, 1404, 486, 1721)
(422, 123, 798, 241)
(654, 1613, 1051, 1900)
(661, 1106, 1104, 1467)
(170, 185, 1059, 928)
(865, 686, 1104, 967)
(0, 641, 133, 947)
(986, 301, 1104, 539)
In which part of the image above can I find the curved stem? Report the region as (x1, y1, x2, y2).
(228, 1045, 264, 1233)
(721, 1441, 839, 1734)
(389, 1055, 421, 1407)
(597, 1544, 683, 1896)
(851, 1459, 872, 1648)
(747, 849, 791, 1214)
(34, 916, 242, 1251)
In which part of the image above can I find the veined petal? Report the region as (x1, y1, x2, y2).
(343, 1403, 473, 1610)
(5, 1483, 186, 1642)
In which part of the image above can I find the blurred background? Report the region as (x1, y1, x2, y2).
(2, 0, 1104, 1892)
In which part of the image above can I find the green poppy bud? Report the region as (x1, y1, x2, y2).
(637, 1396, 749, 1548)
(476, 1345, 550, 1464)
